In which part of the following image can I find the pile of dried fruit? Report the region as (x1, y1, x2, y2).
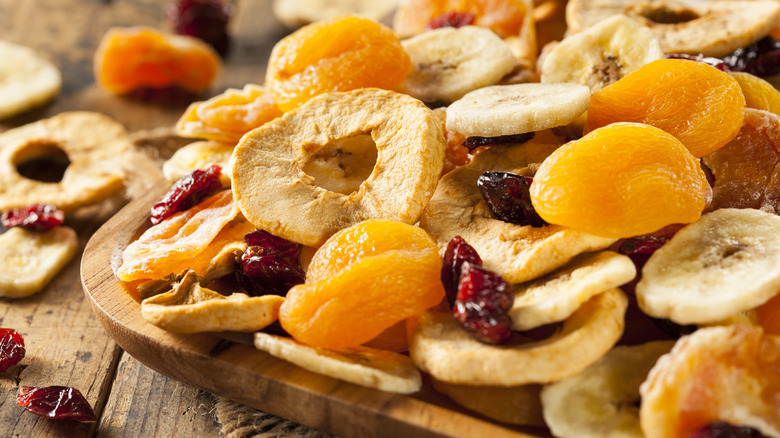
(107, 2, 780, 437)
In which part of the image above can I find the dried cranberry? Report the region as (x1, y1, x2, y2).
(1, 204, 64, 232)
(167, 0, 232, 57)
(649, 316, 697, 339)
(723, 36, 780, 78)
(690, 422, 771, 438)
(478, 171, 546, 227)
(150, 164, 223, 225)
(0, 329, 25, 372)
(461, 132, 535, 152)
(453, 262, 514, 344)
(617, 233, 673, 271)
(16, 386, 97, 422)
(427, 11, 476, 30)
(441, 236, 483, 308)
(236, 230, 305, 296)
(665, 53, 730, 71)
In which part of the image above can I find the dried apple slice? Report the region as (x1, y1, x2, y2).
(141, 271, 283, 333)
(407, 288, 627, 386)
(419, 141, 616, 284)
(230, 88, 445, 247)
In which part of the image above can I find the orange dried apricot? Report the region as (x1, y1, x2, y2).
(94, 26, 220, 95)
(729, 71, 780, 117)
(394, 0, 529, 39)
(175, 84, 283, 144)
(584, 59, 745, 158)
(529, 122, 710, 239)
(279, 220, 445, 350)
(265, 16, 412, 112)
(758, 292, 780, 335)
(702, 108, 780, 211)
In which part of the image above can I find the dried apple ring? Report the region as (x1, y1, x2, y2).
(0, 112, 129, 213)
(230, 88, 445, 247)
(94, 26, 220, 95)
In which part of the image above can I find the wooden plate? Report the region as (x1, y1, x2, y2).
(81, 182, 549, 438)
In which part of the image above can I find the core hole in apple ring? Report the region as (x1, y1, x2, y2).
(13, 141, 71, 183)
(301, 134, 378, 196)
(230, 88, 446, 247)
(626, 3, 699, 24)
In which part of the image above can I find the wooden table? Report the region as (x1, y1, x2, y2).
(0, 1, 291, 435)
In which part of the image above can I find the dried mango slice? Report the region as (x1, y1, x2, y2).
(116, 189, 238, 282)
(141, 271, 283, 333)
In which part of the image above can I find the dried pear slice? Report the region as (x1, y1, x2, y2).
(0, 112, 129, 213)
(230, 88, 445, 247)
(419, 141, 616, 284)
(510, 251, 636, 331)
(254, 332, 422, 394)
(0, 226, 78, 298)
(407, 288, 627, 386)
(541, 340, 675, 438)
(636, 208, 780, 325)
(431, 379, 546, 426)
(141, 271, 283, 333)
(566, 0, 780, 57)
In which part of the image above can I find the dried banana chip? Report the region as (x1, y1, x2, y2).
(510, 251, 635, 331)
(0, 226, 78, 298)
(231, 88, 445, 247)
(0, 112, 129, 213)
(141, 271, 283, 333)
(419, 142, 616, 284)
(254, 332, 422, 394)
(408, 289, 627, 386)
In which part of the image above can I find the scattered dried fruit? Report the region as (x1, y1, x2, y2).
(94, 26, 220, 96)
(1, 204, 63, 232)
(167, 0, 232, 57)
(16, 386, 97, 422)
(478, 171, 545, 227)
(453, 261, 514, 344)
(530, 123, 711, 239)
(265, 16, 412, 111)
(585, 59, 746, 158)
(0, 329, 25, 372)
(150, 164, 223, 225)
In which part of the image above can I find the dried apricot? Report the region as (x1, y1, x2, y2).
(394, 0, 529, 39)
(265, 16, 412, 112)
(530, 123, 710, 239)
(94, 26, 220, 95)
(729, 72, 780, 117)
(279, 220, 445, 350)
(702, 108, 780, 211)
(584, 59, 746, 158)
(758, 292, 780, 335)
(175, 84, 282, 144)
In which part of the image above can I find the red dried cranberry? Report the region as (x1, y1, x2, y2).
(441, 236, 482, 308)
(690, 422, 771, 438)
(427, 11, 476, 30)
(16, 386, 97, 422)
(723, 36, 780, 78)
(478, 171, 546, 227)
(236, 230, 305, 296)
(167, 0, 232, 57)
(1, 204, 64, 232)
(461, 132, 535, 152)
(0, 329, 25, 372)
(150, 164, 223, 225)
(665, 53, 730, 71)
(453, 262, 514, 344)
